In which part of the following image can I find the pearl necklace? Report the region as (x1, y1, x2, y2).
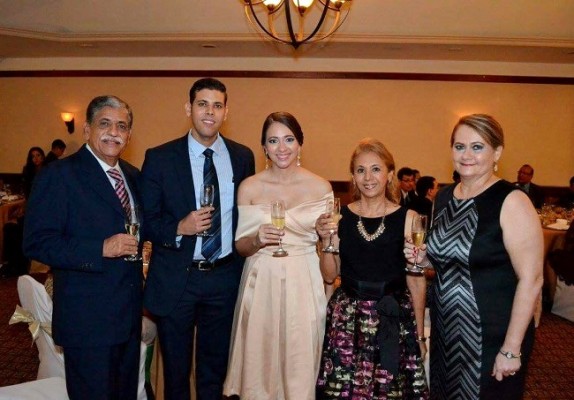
(356, 201, 387, 242)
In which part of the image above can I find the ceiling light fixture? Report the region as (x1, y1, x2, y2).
(243, 0, 352, 49)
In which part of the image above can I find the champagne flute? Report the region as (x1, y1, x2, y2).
(197, 184, 214, 237)
(406, 214, 428, 274)
(271, 200, 288, 257)
(125, 206, 142, 261)
(323, 197, 341, 254)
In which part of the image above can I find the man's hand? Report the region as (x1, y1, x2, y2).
(177, 207, 214, 236)
(103, 233, 139, 258)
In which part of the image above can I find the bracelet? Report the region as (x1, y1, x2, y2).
(416, 336, 427, 343)
(499, 349, 521, 359)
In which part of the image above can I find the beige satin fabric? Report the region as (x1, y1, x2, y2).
(224, 193, 332, 400)
(9, 304, 53, 342)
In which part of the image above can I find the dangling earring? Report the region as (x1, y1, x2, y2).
(297, 149, 301, 167)
(493, 162, 498, 172)
(264, 150, 269, 170)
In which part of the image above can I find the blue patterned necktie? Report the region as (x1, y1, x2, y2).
(201, 148, 222, 262)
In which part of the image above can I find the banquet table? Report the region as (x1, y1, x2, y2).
(0, 198, 25, 262)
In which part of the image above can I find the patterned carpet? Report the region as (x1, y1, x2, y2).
(0, 274, 573, 398)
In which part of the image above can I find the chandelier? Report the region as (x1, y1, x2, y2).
(243, 0, 352, 49)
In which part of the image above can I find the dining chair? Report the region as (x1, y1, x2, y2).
(16, 275, 65, 380)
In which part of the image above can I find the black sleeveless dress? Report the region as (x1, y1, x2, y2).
(426, 180, 535, 400)
(316, 205, 428, 399)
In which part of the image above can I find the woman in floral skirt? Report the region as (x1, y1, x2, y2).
(315, 138, 428, 399)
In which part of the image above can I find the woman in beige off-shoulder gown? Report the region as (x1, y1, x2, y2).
(223, 112, 331, 400)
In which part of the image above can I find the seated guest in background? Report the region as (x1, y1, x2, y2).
(44, 139, 67, 164)
(413, 168, 421, 183)
(24, 95, 143, 400)
(411, 175, 438, 219)
(397, 167, 416, 207)
(22, 146, 46, 198)
(558, 176, 574, 209)
(514, 164, 544, 209)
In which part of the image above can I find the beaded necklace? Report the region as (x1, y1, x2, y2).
(356, 200, 387, 242)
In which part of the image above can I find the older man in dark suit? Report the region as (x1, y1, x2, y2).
(24, 96, 143, 399)
(141, 78, 255, 400)
(515, 164, 544, 209)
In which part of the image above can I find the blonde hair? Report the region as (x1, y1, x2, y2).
(450, 114, 504, 148)
(349, 138, 399, 203)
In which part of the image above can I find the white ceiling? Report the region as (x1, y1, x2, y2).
(0, 0, 573, 64)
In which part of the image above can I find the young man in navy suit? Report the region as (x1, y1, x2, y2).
(24, 96, 143, 399)
(141, 78, 255, 400)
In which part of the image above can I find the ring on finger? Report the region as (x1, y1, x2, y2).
(510, 372, 516, 376)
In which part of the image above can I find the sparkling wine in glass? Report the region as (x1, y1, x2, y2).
(197, 184, 214, 237)
(125, 206, 142, 261)
(271, 200, 288, 257)
(406, 214, 428, 274)
(323, 198, 341, 254)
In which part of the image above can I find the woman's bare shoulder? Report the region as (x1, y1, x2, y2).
(238, 172, 267, 204)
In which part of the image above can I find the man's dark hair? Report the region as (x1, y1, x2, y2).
(397, 167, 414, 180)
(189, 78, 227, 105)
(51, 139, 66, 150)
(416, 176, 436, 197)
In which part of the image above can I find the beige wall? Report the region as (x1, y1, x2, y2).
(1, 76, 573, 186)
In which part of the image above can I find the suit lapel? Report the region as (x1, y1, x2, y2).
(222, 136, 241, 193)
(77, 146, 126, 218)
(173, 135, 197, 210)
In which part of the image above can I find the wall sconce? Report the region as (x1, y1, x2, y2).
(60, 112, 75, 134)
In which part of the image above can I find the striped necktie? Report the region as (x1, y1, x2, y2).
(107, 168, 131, 216)
(201, 149, 222, 262)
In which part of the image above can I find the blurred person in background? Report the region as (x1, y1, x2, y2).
(514, 164, 544, 209)
(44, 139, 67, 164)
(22, 146, 46, 198)
(558, 176, 574, 209)
(411, 175, 439, 220)
(397, 167, 417, 207)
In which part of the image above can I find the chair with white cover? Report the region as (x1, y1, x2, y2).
(138, 315, 157, 400)
(12, 275, 152, 399)
(551, 278, 574, 322)
(547, 230, 574, 323)
(0, 377, 69, 400)
(15, 275, 65, 380)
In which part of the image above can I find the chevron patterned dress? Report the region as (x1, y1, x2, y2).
(426, 180, 534, 400)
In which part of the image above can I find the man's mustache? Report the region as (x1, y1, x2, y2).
(101, 135, 125, 145)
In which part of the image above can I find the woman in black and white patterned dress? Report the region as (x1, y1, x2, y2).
(404, 114, 543, 399)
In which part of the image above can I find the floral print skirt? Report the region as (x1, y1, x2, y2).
(316, 287, 429, 400)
